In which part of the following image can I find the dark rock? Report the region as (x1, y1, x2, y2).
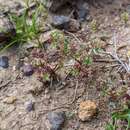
(74, 0, 89, 21)
(51, 15, 70, 29)
(0, 14, 16, 42)
(23, 64, 34, 76)
(43, 0, 69, 12)
(43, 0, 90, 18)
(0, 56, 9, 68)
(51, 15, 80, 32)
(46, 111, 65, 130)
(25, 101, 35, 112)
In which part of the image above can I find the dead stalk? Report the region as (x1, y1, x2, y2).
(101, 32, 130, 74)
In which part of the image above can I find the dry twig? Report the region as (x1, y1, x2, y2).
(0, 80, 11, 90)
(101, 32, 130, 74)
(64, 31, 82, 44)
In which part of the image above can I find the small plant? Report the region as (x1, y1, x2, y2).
(51, 30, 64, 47)
(50, 30, 70, 55)
(106, 109, 130, 130)
(105, 123, 116, 130)
(121, 11, 129, 25)
(83, 56, 93, 65)
(69, 67, 80, 77)
(91, 19, 98, 32)
(42, 73, 50, 82)
(63, 38, 69, 55)
(0, 1, 45, 51)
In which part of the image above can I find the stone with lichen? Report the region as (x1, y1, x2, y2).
(78, 100, 97, 121)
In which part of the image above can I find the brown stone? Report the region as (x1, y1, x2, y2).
(3, 96, 17, 104)
(78, 100, 97, 121)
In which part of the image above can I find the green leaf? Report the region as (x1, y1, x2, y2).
(64, 38, 69, 54)
(105, 123, 115, 130)
(43, 73, 50, 81)
(83, 56, 93, 65)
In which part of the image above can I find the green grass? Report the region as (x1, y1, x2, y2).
(121, 11, 129, 25)
(0, 1, 46, 52)
(106, 109, 130, 130)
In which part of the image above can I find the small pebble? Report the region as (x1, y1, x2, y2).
(46, 111, 65, 130)
(23, 64, 34, 76)
(0, 56, 9, 68)
(25, 101, 34, 112)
